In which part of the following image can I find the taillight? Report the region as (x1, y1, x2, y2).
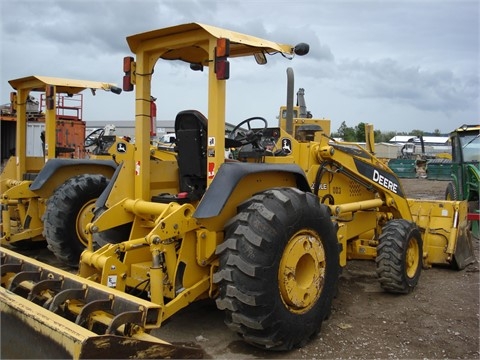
(214, 38, 230, 80)
(123, 56, 135, 91)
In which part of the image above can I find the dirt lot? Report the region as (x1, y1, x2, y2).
(156, 179, 480, 359)
(5, 179, 479, 359)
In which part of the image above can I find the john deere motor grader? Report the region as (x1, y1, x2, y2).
(0, 23, 475, 359)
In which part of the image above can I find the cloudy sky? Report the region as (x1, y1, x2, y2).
(1, 0, 478, 134)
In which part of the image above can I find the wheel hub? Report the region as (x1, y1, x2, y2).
(76, 200, 96, 247)
(278, 230, 325, 313)
(405, 237, 420, 278)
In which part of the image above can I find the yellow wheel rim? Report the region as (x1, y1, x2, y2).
(278, 230, 325, 314)
(405, 237, 420, 278)
(76, 199, 96, 247)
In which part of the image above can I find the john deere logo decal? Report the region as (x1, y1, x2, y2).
(281, 138, 292, 154)
(117, 143, 127, 153)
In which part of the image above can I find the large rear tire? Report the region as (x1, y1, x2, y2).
(214, 187, 339, 350)
(376, 219, 423, 293)
(43, 174, 108, 266)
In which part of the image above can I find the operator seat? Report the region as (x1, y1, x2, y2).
(153, 110, 208, 203)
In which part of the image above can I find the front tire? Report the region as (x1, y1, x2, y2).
(43, 174, 108, 266)
(214, 187, 339, 350)
(376, 219, 423, 293)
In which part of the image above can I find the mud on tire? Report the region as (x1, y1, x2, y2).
(214, 187, 340, 350)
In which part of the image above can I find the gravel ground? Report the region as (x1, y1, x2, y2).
(3, 179, 479, 359)
(156, 179, 480, 359)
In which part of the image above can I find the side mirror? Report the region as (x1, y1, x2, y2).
(190, 63, 204, 72)
(294, 43, 310, 56)
(110, 86, 122, 95)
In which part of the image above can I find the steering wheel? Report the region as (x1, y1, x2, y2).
(85, 128, 105, 147)
(229, 117, 268, 146)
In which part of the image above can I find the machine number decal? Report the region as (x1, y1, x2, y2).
(313, 183, 328, 191)
(208, 137, 215, 146)
(332, 186, 342, 194)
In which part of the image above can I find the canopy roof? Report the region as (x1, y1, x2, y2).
(127, 22, 295, 64)
(8, 75, 117, 94)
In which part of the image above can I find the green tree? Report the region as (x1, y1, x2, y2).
(410, 129, 424, 137)
(335, 121, 356, 141)
(381, 131, 397, 142)
(355, 122, 367, 142)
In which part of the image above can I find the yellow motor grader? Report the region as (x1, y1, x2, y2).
(0, 76, 175, 266)
(0, 22, 475, 359)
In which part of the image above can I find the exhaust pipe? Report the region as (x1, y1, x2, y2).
(286, 67, 294, 136)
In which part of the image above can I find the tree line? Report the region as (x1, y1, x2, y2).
(331, 121, 444, 143)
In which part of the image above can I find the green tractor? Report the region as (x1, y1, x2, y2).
(445, 124, 480, 237)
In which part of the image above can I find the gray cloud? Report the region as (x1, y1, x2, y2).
(1, 0, 167, 55)
(0, 0, 478, 133)
(338, 58, 479, 114)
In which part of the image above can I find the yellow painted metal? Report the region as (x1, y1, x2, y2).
(0, 247, 201, 359)
(278, 230, 325, 313)
(196, 229, 221, 266)
(75, 198, 97, 248)
(405, 237, 420, 278)
(8, 75, 119, 93)
(0, 157, 17, 192)
(1, 286, 92, 359)
(0, 180, 45, 244)
(162, 276, 211, 321)
(2, 179, 37, 199)
(132, 50, 153, 201)
(15, 88, 29, 180)
(365, 123, 375, 154)
(126, 23, 293, 59)
(409, 198, 472, 268)
(331, 198, 384, 216)
(347, 239, 378, 260)
(278, 107, 332, 138)
(206, 38, 227, 188)
(44, 87, 57, 161)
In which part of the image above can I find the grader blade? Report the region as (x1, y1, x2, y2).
(0, 248, 203, 359)
(408, 198, 475, 269)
